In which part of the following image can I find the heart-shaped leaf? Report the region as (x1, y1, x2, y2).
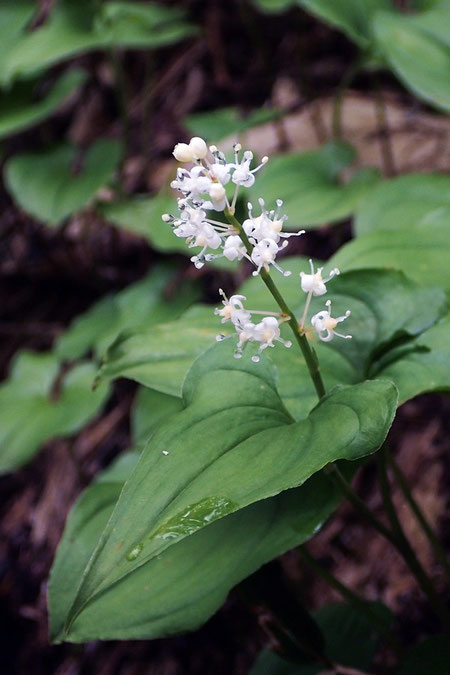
(354, 173, 450, 237)
(62, 339, 397, 639)
(55, 263, 199, 361)
(248, 142, 380, 229)
(5, 139, 121, 225)
(0, 68, 86, 140)
(0, 351, 109, 474)
(49, 446, 345, 642)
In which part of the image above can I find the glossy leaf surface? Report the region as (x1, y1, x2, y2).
(50, 452, 343, 642)
(5, 139, 121, 225)
(54, 340, 396, 640)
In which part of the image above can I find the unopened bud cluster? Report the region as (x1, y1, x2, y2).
(164, 136, 351, 361)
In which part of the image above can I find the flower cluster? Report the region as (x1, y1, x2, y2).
(162, 136, 303, 272)
(164, 136, 352, 362)
(215, 290, 291, 362)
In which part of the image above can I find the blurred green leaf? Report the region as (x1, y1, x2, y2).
(1, 0, 196, 85)
(298, 0, 392, 47)
(56, 339, 397, 641)
(248, 142, 380, 229)
(0, 68, 86, 140)
(354, 173, 450, 236)
(250, 0, 298, 14)
(184, 107, 282, 142)
(250, 602, 392, 674)
(99, 192, 234, 269)
(0, 0, 37, 85)
(5, 139, 121, 225)
(55, 263, 200, 360)
(373, 8, 450, 112)
(0, 351, 109, 474)
(49, 446, 343, 642)
(332, 219, 450, 296)
(398, 634, 450, 675)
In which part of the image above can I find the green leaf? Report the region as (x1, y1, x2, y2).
(354, 172, 450, 237)
(48, 450, 141, 637)
(250, 0, 298, 14)
(248, 142, 380, 230)
(298, 0, 393, 48)
(5, 139, 121, 226)
(1, 0, 196, 85)
(96, 265, 447, 417)
(184, 107, 282, 142)
(398, 634, 450, 675)
(55, 263, 199, 360)
(250, 601, 392, 674)
(0, 68, 86, 140)
(375, 310, 450, 403)
(331, 219, 450, 296)
(0, 351, 109, 474)
(99, 192, 233, 269)
(49, 450, 343, 641)
(373, 9, 450, 112)
(240, 262, 447, 417)
(0, 0, 37, 85)
(96, 316, 223, 396)
(55, 340, 396, 641)
(132, 387, 183, 444)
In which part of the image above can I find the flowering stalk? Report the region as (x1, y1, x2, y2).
(224, 208, 326, 399)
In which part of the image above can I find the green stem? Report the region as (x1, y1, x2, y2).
(224, 208, 326, 399)
(332, 53, 366, 139)
(386, 449, 450, 584)
(377, 447, 450, 632)
(298, 546, 403, 656)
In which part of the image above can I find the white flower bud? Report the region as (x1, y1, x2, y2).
(173, 143, 194, 162)
(189, 137, 208, 159)
(209, 183, 226, 202)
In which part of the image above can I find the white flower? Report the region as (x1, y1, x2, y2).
(231, 146, 268, 188)
(300, 260, 340, 296)
(173, 143, 194, 162)
(208, 182, 227, 211)
(243, 199, 304, 244)
(250, 317, 292, 362)
(233, 321, 257, 359)
(311, 300, 351, 342)
(189, 136, 208, 160)
(251, 238, 291, 277)
(170, 166, 211, 199)
(223, 235, 247, 261)
(214, 289, 251, 325)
